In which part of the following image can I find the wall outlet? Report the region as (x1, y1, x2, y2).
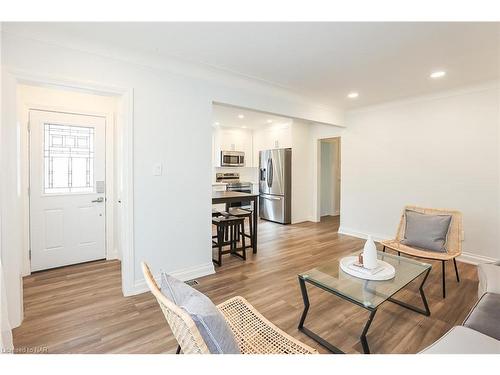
(153, 163, 163, 176)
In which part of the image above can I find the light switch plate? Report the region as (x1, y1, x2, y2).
(153, 163, 163, 176)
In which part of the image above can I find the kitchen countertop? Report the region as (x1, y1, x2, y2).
(212, 182, 228, 186)
(212, 191, 258, 201)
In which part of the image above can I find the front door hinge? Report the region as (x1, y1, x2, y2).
(29, 249, 32, 260)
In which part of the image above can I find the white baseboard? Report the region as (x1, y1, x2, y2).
(292, 216, 316, 224)
(458, 252, 499, 265)
(338, 226, 390, 243)
(339, 226, 499, 265)
(106, 249, 120, 260)
(128, 262, 215, 296)
(320, 213, 340, 218)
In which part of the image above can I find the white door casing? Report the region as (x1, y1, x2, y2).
(29, 110, 106, 271)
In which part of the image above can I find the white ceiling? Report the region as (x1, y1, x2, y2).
(5, 22, 499, 108)
(213, 103, 292, 130)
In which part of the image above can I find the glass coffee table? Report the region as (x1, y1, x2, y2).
(298, 251, 431, 354)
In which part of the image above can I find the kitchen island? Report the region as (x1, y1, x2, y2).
(212, 191, 259, 253)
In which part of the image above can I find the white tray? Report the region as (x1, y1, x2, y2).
(340, 256, 395, 281)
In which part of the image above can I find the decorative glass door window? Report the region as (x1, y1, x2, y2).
(43, 123, 95, 194)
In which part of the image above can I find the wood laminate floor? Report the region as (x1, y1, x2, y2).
(13, 216, 479, 354)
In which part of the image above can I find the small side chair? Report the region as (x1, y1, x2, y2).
(381, 205, 463, 298)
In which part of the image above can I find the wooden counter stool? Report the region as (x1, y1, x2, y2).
(212, 215, 246, 266)
(228, 207, 254, 251)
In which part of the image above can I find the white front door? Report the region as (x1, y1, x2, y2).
(29, 110, 106, 271)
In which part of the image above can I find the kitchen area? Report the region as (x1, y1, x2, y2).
(211, 104, 294, 265)
(210, 103, 342, 266)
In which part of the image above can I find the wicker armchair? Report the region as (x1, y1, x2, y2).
(381, 205, 463, 298)
(142, 262, 318, 354)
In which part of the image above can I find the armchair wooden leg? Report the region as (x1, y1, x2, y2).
(382, 246, 386, 253)
(453, 258, 460, 283)
(442, 260, 446, 299)
(176, 345, 181, 354)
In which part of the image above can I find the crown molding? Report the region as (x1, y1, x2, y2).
(347, 80, 500, 116)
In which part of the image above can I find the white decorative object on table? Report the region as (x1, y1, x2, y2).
(362, 235, 378, 269)
(339, 256, 396, 281)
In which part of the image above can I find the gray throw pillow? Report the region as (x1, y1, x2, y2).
(400, 209, 452, 252)
(160, 273, 240, 354)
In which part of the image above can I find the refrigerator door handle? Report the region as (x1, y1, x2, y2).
(261, 195, 281, 200)
(267, 158, 273, 188)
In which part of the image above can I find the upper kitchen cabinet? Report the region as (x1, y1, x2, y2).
(213, 127, 253, 167)
(252, 122, 292, 166)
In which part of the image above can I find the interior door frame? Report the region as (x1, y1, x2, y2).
(27, 107, 112, 272)
(8, 68, 136, 301)
(314, 136, 342, 223)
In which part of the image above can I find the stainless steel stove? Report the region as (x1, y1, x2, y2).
(216, 173, 252, 208)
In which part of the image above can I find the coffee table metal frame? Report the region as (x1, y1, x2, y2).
(297, 262, 431, 354)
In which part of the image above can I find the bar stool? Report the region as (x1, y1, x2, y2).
(228, 207, 254, 251)
(212, 215, 246, 266)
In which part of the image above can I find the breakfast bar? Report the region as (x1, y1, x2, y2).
(212, 191, 259, 253)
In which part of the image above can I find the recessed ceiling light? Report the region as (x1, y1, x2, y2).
(238, 114, 245, 119)
(266, 119, 273, 124)
(214, 122, 220, 126)
(242, 126, 247, 129)
(347, 92, 359, 99)
(430, 71, 446, 79)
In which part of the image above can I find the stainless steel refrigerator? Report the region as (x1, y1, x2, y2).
(259, 148, 292, 224)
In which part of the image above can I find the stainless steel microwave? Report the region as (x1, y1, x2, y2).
(221, 151, 245, 167)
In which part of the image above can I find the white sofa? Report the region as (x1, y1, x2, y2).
(420, 262, 500, 354)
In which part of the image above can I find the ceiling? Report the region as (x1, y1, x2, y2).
(212, 103, 292, 130)
(5, 22, 500, 108)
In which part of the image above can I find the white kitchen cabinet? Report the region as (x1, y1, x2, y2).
(252, 122, 292, 166)
(212, 123, 292, 168)
(213, 127, 253, 167)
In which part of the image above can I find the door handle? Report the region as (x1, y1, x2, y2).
(92, 197, 104, 203)
(262, 196, 280, 200)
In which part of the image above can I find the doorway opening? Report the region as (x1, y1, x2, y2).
(318, 137, 341, 230)
(16, 82, 132, 280)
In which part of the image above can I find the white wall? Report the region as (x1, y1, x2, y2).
(0, 30, 345, 326)
(290, 120, 313, 223)
(339, 84, 500, 262)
